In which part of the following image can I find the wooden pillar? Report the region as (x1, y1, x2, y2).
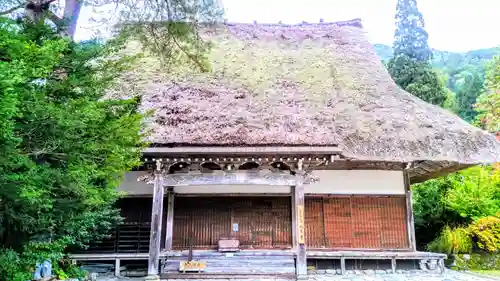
(164, 189, 175, 251)
(404, 170, 417, 251)
(292, 182, 307, 278)
(114, 258, 121, 277)
(291, 190, 297, 249)
(147, 163, 165, 279)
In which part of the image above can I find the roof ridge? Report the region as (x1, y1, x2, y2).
(224, 18, 363, 28)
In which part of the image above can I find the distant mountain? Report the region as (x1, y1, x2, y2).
(373, 43, 499, 122)
(373, 44, 498, 68)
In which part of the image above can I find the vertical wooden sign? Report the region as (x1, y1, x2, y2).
(297, 205, 305, 244)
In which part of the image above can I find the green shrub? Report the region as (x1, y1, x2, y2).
(445, 166, 500, 220)
(469, 215, 500, 253)
(455, 253, 500, 270)
(427, 226, 473, 254)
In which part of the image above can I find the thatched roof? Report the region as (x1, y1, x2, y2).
(119, 19, 500, 168)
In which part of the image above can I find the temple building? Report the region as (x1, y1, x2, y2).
(71, 19, 500, 280)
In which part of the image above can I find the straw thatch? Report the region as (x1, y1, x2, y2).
(118, 19, 500, 165)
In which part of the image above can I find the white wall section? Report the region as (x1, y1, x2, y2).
(118, 170, 404, 196)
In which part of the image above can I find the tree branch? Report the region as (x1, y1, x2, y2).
(45, 9, 64, 27)
(0, 2, 25, 15)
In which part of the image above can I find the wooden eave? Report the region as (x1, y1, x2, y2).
(141, 147, 475, 184)
(143, 146, 342, 156)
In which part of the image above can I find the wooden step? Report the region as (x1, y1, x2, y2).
(162, 273, 296, 280)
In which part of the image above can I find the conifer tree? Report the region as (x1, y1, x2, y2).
(388, 0, 447, 106)
(393, 0, 432, 62)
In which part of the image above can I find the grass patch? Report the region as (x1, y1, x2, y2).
(471, 270, 500, 277)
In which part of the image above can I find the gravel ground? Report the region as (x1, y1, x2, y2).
(95, 270, 500, 281)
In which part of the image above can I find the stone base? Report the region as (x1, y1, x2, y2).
(144, 274, 160, 281)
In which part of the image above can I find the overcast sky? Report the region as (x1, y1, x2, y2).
(75, 0, 500, 52)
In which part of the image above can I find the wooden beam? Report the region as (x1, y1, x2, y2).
(163, 173, 302, 186)
(144, 146, 341, 156)
(291, 189, 297, 250)
(165, 190, 175, 251)
(410, 163, 473, 183)
(293, 183, 307, 278)
(147, 166, 165, 279)
(404, 170, 416, 251)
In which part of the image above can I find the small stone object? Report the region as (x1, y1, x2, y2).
(34, 260, 52, 280)
(364, 269, 376, 275)
(419, 259, 429, 271)
(89, 272, 98, 281)
(428, 259, 438, 271)
(345, 270, 355, 275)
(336, 269, 342, 275)
(325, 269, 335, 274)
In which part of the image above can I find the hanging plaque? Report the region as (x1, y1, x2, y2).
(297, 205, 305, 244)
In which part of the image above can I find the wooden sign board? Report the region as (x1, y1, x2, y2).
(297, 205, 305, 244)
(179, 261, 206, 272)
(218, 237, 240, 252)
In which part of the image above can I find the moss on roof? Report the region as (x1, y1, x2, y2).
(116, 19, 500, 164)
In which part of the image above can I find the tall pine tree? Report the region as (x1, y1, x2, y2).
(388, 0, 447, 106)
(393, 0, 432, 62)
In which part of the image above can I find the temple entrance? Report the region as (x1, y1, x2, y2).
(172, 196, 293, 250)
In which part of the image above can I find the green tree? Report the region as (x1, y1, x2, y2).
(452, 66, 485, 122)
(393, 0, 432, 62)
(445, 166, 500, 220)
(0, 0, 223, 71)
(388, 55, 448, 105)
(412, 166, 500, 249)
(475, 53, 500, 132)
(388, 0, 447, 106)
(0, 18, 145, 280)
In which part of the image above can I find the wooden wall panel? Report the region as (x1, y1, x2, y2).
(305, 196, 409, 250)
(173, 197, 292, 250)
(323, 197, 352, 248)
(75, 198, 153, 254)
(305, 198, 324, 248)
(380, 196, 408, 248)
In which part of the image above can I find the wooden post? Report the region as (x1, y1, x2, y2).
(293, 182, 307, 278)
(165, 189, 175, 251)
(147, 162, 165, 280)
(404, 170, 417, 251)
(291, 190, 297, 250)
(114, 258, 121, 277)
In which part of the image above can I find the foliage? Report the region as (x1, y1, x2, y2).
(427, 226, 473, 255)
(0, 239, 68, 281)
(469, 215, 500, 253)
(412, 177, 464, 247)
(0, 0, 223, 71)
(445, 166, 500, 220)
(475, 53, 500, 132)
(387, 1, 449, 106)
(393, 0, 432, 62)
(455, 254, 500, 270)
(375, 45, 496, 122)
(412, 166, 500, 248)
(0, 18, 145, 279)
(387, 54, 447, 105)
